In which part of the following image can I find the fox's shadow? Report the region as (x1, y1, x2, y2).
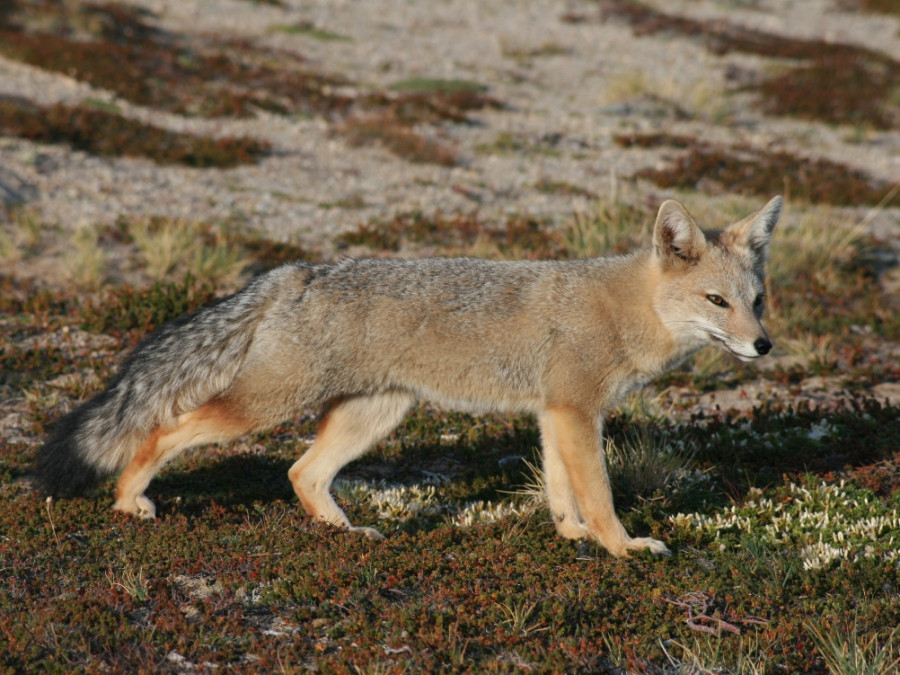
(122, 433, 541, 525)
(149, 454, 298, 515)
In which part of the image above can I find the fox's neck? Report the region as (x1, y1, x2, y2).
(606, 251, 702, 382)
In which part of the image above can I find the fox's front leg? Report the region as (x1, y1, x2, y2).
(538, 411, 586, 540)
(540, 406, 669, 557)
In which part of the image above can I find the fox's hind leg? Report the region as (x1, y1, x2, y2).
(288, 391, 414, 539)
(113, 400, 253, 519)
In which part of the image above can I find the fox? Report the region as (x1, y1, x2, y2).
(34, 196, 781, 557)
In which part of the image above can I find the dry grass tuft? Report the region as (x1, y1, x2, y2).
(63, 225, 108, 289)
(563, 187, 651, 257)
(127, 218, 249, 287)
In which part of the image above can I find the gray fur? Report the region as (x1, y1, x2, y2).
(34, 264, 306, 495)
(34, 256, 602, 494)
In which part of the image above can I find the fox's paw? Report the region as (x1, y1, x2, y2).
(113, 494, 157, 520)
(552, 514, 587, 540)
(348, 525, 385, 541)
(134, 495, 157, 519)
(622, 536, 670, 558)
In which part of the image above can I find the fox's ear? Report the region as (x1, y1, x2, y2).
(722, 195, 781, 266)
(653, 200, 707, 268)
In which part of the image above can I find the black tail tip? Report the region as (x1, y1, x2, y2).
(33, 411, 108, 497)
(33, 441, 105, 498)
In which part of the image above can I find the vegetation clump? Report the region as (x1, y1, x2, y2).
(2, 200, 900, 671)
(0, 0, 349, 118)
(337, 114, 459, 166)
(616, 133, 896, 207)
(0, 98, 269, 167)
(336, 82, 499, 165)
(838, 0, 900, 16)
(336, 211, 564, 258)
(592, 0, 900, 128)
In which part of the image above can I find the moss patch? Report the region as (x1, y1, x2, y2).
(0, 0, 348, 119)
(336, 211, 564, 258)
(593, 0, 900, 128)
(617, 133, 896, 207)
(0, 98, 269, 167)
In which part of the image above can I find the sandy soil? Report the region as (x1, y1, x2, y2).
(1, 0, 898, 251)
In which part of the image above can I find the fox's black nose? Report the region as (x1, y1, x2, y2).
(754, 338, 772, 356)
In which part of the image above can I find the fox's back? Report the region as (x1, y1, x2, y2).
(294, 258, 557, 409)
(312, 257, 548, 309)
(241, 256, 631, 413)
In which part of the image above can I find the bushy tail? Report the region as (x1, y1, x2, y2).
(35, 395, 117, 496)
(33, 263, 310, 497)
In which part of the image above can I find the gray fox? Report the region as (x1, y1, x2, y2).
(35, 196, 782, 557)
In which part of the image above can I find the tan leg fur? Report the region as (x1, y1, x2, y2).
(542, 406, 670, 557)
(288, 392, 414, 540)
(113, 401, 252, 519)
(538, 411, 586, 540)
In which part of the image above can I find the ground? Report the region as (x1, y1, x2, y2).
(1, 0, 899, 672)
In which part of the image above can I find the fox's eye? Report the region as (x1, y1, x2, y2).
(707, 294, 728, 308)
(754, 294, 765, 309)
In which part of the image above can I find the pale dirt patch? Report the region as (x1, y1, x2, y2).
(0, 0, 897, 250)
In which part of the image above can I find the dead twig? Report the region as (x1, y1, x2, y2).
(665, 592, 768, 637)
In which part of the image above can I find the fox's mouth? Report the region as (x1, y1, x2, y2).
(708, 333, 762, 362)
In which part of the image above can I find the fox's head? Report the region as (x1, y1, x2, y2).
(651, 196, 782, 362)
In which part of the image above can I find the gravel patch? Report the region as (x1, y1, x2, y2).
(1, 0, 897, 251)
